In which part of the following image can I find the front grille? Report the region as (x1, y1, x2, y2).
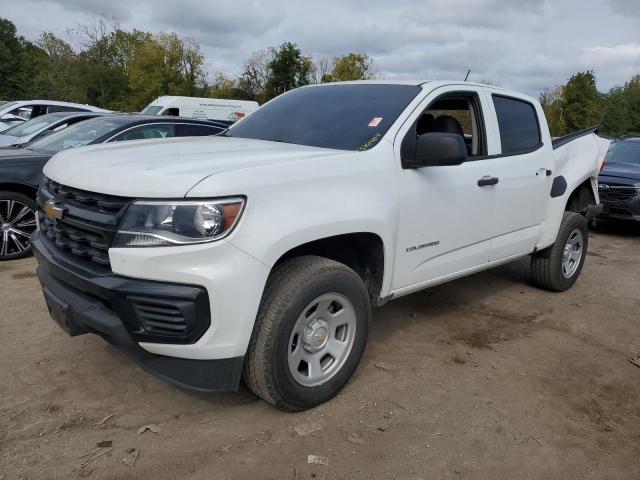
(37, 178, 131, 268)
(599, 186, 640, 203)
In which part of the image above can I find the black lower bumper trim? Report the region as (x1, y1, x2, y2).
(32, 231, 242, 392)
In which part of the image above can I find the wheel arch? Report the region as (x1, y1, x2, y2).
(271, 232, 386, 305)
(565, 177, 598, 215)
(0, 182, 38, 200)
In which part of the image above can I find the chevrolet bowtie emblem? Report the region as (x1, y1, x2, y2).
(43, 200, 64, 220)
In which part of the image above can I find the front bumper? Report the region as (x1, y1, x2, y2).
(597, 184, 640, 221)
(32, 231, 243, 392)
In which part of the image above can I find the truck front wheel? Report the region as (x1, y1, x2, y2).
(531, 211, 589, 292)
(243, 256, 370, 411)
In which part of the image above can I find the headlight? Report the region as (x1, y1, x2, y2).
(113, 198, 245, 247)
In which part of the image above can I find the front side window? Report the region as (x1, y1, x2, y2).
(112, 124, 176, 141)
(413, 93, 487, 157)
(227, 84, 421, 151)
(141, 105, 163, 115)
(27, 117, 129, 153)
(2, 114, 58, 137)
(493, 95, 541, 155)
(11, 106, 34, 120)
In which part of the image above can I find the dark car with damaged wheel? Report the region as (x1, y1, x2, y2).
(0, 115, 226, 260)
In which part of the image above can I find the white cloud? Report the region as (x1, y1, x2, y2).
(2, 0, 639, 95)
(582, 43, 640, 67)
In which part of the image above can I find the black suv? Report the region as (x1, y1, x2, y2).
(598, 137, 640, 222)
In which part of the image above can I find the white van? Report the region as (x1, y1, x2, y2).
(141, 96, 259, 125)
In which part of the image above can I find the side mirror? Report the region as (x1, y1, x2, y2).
(405, 132, 467, 168)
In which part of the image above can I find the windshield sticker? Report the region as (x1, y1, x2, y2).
(368, 117, 383, 127)
(358, 132, 382, 151)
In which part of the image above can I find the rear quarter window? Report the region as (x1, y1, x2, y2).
(492, 95, 541, 155)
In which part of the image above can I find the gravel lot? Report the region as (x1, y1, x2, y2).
(1, 223, 639, 479)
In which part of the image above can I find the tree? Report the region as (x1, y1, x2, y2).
(313, 55, 331, 84)
(123, 32, 207, 110)
(209, 73, 244, 99)
(540, 86, 566, 137)
(560, 71, 602, 133)
(0, 18, 49, 99)
(237, 49, 272, 102)
(265, 42, 313, 99)
(324, 53, 375, 82)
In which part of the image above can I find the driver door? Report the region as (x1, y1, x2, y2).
(391, 85, 500, 291)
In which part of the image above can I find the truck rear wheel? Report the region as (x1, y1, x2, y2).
(531, 211, 588, 292)
(243, 255, 370, 411)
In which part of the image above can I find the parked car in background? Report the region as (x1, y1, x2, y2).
(0, 115, 226, 260)
(141, 96, 259, 125)
(32, 80, 609, 411)
(597, 136, 640, 222)
(0, 112, 110, 147)
(0, 100, 110, 133)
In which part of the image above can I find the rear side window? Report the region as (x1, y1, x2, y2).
(47, 105, 84, 113)
(177, 124, 223, 137)
(492, 95, 541, 155)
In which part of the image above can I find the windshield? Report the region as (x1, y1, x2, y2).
(605, 140, 640, 165)
(2, 113, 61, 137)
(27, 117, 125, 153)
(141, 105, 163, 115)
(227, 84, 421, 151)
(0, 101, 18, 111)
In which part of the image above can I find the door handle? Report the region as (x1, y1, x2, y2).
(478, 175, 499, 187)
(536, 168, 552, 177)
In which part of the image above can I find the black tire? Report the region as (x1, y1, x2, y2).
(243, 255, 371, 411)
(0, 191, 37, 261)
(531, 211, 588, 292)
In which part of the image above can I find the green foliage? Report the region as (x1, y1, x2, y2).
(265, 42, 313, 99)
(323, 53, 375, 82)
(540, 86, 567, 137)
(542, 71, 640, 138)
(3, 14, 640, 137)
(0, 18, 49, 99)
(0, 17, 207, 111)
(602, 76, 640, 137)
(561, 71, 602, 132)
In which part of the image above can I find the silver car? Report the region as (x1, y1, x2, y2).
(0, 112, 110, 147)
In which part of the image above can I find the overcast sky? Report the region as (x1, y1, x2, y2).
(4, 0, 639, 96)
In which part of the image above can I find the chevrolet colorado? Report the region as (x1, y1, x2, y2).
(31, 81, 610, 410)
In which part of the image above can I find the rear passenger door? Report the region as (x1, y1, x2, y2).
(485, 92, 554, 261)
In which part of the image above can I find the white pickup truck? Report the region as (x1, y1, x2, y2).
(32, 81, 610, 410)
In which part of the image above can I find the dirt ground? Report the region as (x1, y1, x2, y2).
(1, 222, 639, 480)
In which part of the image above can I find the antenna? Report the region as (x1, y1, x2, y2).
(464, 69, 471, 82)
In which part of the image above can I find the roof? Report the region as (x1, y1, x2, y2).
(7, 99, 107, 109)
(307, 79, 508, 89)
(302, 79, 533, 103)
(75, 113, 227, 127)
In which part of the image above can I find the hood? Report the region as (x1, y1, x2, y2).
(0, 147, 50, 165)
(43, 136, 348, 197)
(0, 135, 23, 147)
(600, 161, 640, 182)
